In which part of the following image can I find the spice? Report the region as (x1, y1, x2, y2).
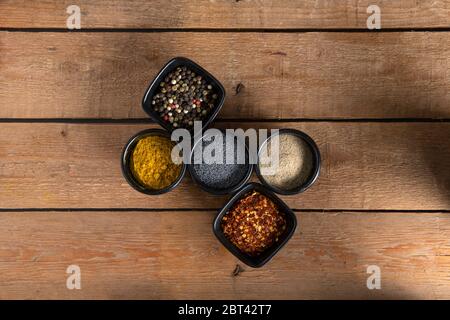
(221, 191, 287, 256)
(151, 66, 219, 130)
(130, 135, 182, 190)
(259, 133, 313, 191)
(192, 132, 248, 191)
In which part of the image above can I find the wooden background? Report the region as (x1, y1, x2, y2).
(0, 0, 449, 299)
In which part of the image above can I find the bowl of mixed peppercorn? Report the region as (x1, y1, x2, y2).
(213, 182, 297, 268)
(142, 57, 226, 133)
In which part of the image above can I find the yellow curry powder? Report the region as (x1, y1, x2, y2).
(130, 135, 182, 190)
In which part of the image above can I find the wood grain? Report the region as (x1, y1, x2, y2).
(1, 32, 450, 120)
(1, 0, 450, 29)
(0, 122, 449, 210)
(0, 210, 448, 299)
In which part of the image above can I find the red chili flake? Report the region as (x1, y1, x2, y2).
(221, 191, 287, 256)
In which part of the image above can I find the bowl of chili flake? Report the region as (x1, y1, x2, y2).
(213, 182, 297, 268)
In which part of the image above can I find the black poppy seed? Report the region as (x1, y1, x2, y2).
(192, 133, 248, 190)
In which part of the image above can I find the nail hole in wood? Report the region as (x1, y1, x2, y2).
(232, 264, 244, 277)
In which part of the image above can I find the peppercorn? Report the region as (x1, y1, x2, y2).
(152, 66, 219, 130)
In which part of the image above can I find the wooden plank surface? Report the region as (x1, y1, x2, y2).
(1, 32, 450, 120)
(0, 210, 448, 299)
(2, 0, 450, 301)
(1, 122, 449, 210)
(1, 0, 450, 29)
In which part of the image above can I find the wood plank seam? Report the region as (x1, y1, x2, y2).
(1, 119, 450, 123)
(1, 209, 450, 213)
(3, 28, 450, 32)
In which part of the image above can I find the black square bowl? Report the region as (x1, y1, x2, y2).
(142, 57, 226, 134)
(213, 182, 297, 268)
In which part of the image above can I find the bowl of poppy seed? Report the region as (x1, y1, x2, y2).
(213, 182, 297, 268)
(188, 129, 253, 195)
(256, 129, 321, 195)
(142, 57, 226, 133)
(121, 128, 186, 195)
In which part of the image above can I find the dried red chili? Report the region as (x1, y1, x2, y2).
(221, 191, 287, 256)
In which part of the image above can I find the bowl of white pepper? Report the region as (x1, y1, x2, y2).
(255, 128, 321, 195)
(142, 57, 226, 133)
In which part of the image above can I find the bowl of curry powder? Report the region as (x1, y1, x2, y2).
(121, 129, 186, 195)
